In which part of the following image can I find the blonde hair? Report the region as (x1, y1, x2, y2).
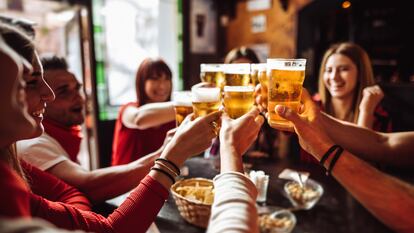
(318, 42, 375, 123)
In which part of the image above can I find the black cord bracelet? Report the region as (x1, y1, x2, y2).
(326, 146, 344, 176)
(155, 158, 180, 175)
(319, 145, 340, 167)
(151, 167, 175, 184)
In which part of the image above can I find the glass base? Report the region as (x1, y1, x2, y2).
(268, 120, 294, 131)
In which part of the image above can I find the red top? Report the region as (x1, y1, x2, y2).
(0, 161, 169, 233)
(43, 119, 83, 162)
(0, 162, 30, 218)
(111, 102, 175, 166)
(21, 160, 91, 211)
(300, 95, 393, 163)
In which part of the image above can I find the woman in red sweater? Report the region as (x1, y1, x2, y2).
(0, 22, 219, 233)
(112, 58, 176, 165)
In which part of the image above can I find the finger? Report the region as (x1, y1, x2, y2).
(202, 110, 223, 123)
(254, 114, 265, 127)
(181, 113, 194, 126)
(166, 128, 177, 137)
(275, 105, 306, 129)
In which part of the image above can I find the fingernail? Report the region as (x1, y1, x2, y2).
(275, 105, 286, 115)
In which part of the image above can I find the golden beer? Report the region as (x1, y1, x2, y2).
(174, 105, 193, 126)
(191, 86, 221, 118)
(200, 64, 225, 90)
(223, 86, 254, 119)
(250, 63, 266, 86)
(267, 59, 306, 130)
(224, 73, 251, 86)
(172, 91, 193, 126)
(223, 63, 251, 87)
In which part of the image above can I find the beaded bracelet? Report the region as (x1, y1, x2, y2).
(155, 158, 180, 175)
(151, 167, 175, 184)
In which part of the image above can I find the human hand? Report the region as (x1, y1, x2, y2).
(219, 107, 264, 173)
(220, 107, 264, 157)
(254, 84, 267, 113)
(359, 85, 384, 114)
(275, 89, 334, 159)
(161, 111, 222, 166)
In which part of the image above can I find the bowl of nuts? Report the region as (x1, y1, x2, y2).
(284, 178, 323, 210)
(258, 208, 296, 233)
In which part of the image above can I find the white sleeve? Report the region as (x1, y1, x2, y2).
(207, 172, 259, 233)
(16, 133, 69, 171)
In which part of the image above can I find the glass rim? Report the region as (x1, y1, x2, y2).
(223, 63, 251, 74)
(172, 91, 193, 106)
(224, 85, 255, 92)
(191, 86, 221, 102)
(251, 63, 267, 71)
(200, 63, 225, 72)
(267, 58, 306, 71)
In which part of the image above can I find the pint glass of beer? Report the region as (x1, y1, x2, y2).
(191, 85, 221, 118)
(267, 58, 306, 130)
(172, 91, 193, 126)
(200, 64, 225, 90)
(251, 63, 266, 86)
(223, 63, 251, 87)
(252, 64, 268, 105)
(223, 86, 255, 119)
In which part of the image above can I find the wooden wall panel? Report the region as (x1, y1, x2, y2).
(226, 0, 311, 59)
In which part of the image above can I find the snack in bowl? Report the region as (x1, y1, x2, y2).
(171, 178, 214, 228)
(284, 178, 323, 210)
(258, 209, 296, 233)
(175, 181, 214, 204)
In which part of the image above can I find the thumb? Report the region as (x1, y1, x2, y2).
(275, 105, 303, 126)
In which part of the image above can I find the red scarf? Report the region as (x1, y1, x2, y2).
(43, 119, 83, 163)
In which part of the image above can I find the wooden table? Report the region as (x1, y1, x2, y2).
(154, 156, 393, 233)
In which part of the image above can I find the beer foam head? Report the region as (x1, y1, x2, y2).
(223, 63, 251, 74)
(201, 64, 225, 72)
(224, 85, 254, 93)
(251, 63, 267, 72)
(192, 87, 221, 102)
(267, 58, 306, 71)
(172, 91, 192, 106)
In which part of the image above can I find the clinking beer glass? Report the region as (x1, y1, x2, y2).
(267, 58, 306, 130)
(172, 91, 193, 127)
(200, 64, 225, 90)
(223, 86, 255, 119)
(223, 63, 251, 87)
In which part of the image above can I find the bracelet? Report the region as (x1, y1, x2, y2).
(326, 146, 344, 176)
(319, 145, 340, 167)
(155, 161, 179, 177)
(155, 158, 180, 175)
(151, 167, 175, 184)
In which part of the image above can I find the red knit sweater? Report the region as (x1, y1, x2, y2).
(0, 161, 169, 233)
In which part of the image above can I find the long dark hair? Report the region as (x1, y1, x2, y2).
(0, 22, 35, 179)
(135, 58, 172, 106)
(224, 46, 260, 64)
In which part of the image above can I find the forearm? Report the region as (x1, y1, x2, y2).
(322, 112, 414, 167)
(83, 152, 159, 203)
(356, 111, 375, 129)
(208, 172, 259, 233)
(328, 151, 414, 233)
(220, 141, 243, 173)
(130, 102, 175, 129)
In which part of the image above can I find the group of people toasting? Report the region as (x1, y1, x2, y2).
(1, 14, 414, 233)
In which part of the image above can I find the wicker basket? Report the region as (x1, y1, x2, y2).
(170, 178, 214, 228)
